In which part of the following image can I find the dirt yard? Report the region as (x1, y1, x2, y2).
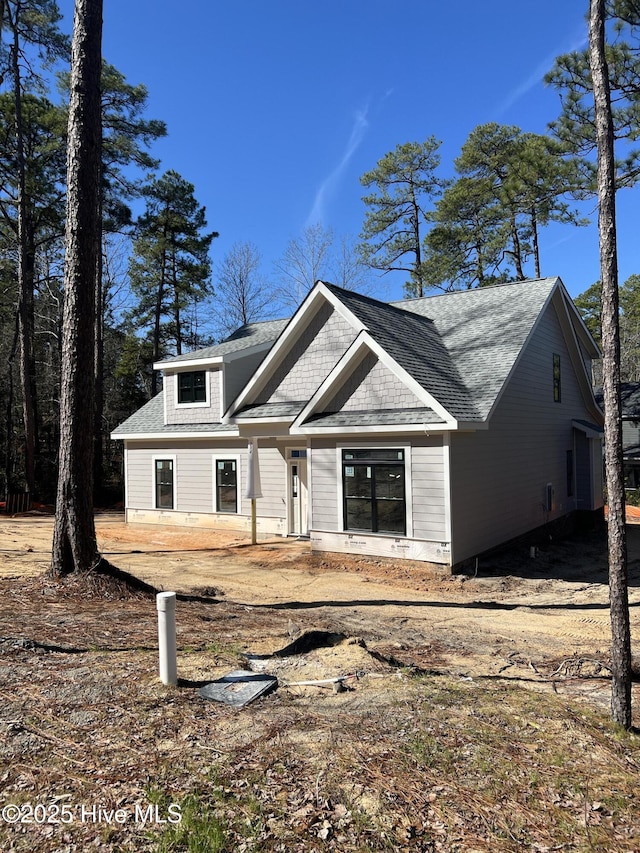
(0, 512, 639, 851)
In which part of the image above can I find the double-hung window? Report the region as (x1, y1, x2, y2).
(216, 459, 238, 513)
(342, 449, 406, 535)
(155, 459, 174, 509)
(178, 371, 207, 404)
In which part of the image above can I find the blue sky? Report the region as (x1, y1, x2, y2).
(57, 1, 638, 303)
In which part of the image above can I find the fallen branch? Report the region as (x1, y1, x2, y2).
(550, 657, 612, 679)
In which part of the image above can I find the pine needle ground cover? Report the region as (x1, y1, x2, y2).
(0, 565, 638, 853)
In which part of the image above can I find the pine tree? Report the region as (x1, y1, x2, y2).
(546, 1, 640, 188)
(421, 175, 506, 290)
(51, 0, 102, 576)
(1, 0, 68, 494)
(128, 170, 217, 393)
(0, 92, 66, 494)
(358, 138, 445, 297)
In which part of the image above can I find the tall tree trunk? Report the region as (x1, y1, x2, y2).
(410, 182, 423, 297)
(171, 248, 182, 355)
(5, 309, 20, 498)
(510, 212, 525, 279)
(93, 235, 104, 502)
(531, 207, 541, 279)
(589, 0, 632, 728)
(150, 226, 168, 396)
(151, 253, 166, 397)
(11, 4, 38, 494)
(51, 0, 103, 576)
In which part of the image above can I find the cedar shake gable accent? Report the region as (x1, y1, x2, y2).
(323, 284, 480, 422)
(224, 283, 366, 422)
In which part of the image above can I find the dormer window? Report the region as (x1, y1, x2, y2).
(178, 371, 206, 404)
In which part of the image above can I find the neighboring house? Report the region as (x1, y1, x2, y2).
(111, 277, 604, 568)
(595, 383, 640, 489)
(620, 384, 640, 488)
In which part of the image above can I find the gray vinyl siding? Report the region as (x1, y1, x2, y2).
(253, 442, 288, 518)
(310, 441, 339, 530)
(449, 299, 598, 564)
(622, 419, 640, 453)
(165, 369, 222, 425)
(309, 436, 446, 540)
(126, 441, 182, 509)
(411, 437, 447, 540)
(224, 350, 272, 412)
(125, 439, 287, 518)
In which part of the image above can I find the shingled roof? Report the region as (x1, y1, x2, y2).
(227, 278, 569, 428)
(304, 407, 444, 427)
(323, 283, 482, 421)
(393, 278, 559, 420)
(154, 318, 289, 367)
(111, 393, 238, 438)
(113, 277, 587, 439)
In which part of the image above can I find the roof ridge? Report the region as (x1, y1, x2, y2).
(393, 277, 559, 307)
(322, 281, 436, 325)
(223, 316, 289, 341)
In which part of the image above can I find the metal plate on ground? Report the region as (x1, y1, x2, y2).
(198, 670, 278, 708)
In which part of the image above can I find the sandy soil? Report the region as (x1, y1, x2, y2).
(1, 510, 639, 714)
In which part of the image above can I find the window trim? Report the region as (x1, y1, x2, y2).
(336, 443, 412, 538)
(213, 454, 241, 514)
(286, 447, 308, 459)
(174, 370, 210, 408)
(152, 455, 176, 510)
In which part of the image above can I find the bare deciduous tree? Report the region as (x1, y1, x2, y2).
(215, 240, 273, 336)
(273, 223, 333, 310)
(326, 233, 373, 295)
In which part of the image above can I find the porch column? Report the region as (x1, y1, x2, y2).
(246, 438, 262, 544)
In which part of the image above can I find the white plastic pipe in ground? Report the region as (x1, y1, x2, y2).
(156, 591, 177, 686)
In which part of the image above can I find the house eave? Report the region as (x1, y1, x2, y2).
(572, 419, 604, 440)
(231, 416, 295, 425)
(154, 341, 274, 371)
(154, 356, 223, 370)
(111, 428, 240, 441)
(290, 418, 486, 436)
(290, 421, 460, 436)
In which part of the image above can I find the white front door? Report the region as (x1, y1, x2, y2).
(288, 458, 308, 536)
